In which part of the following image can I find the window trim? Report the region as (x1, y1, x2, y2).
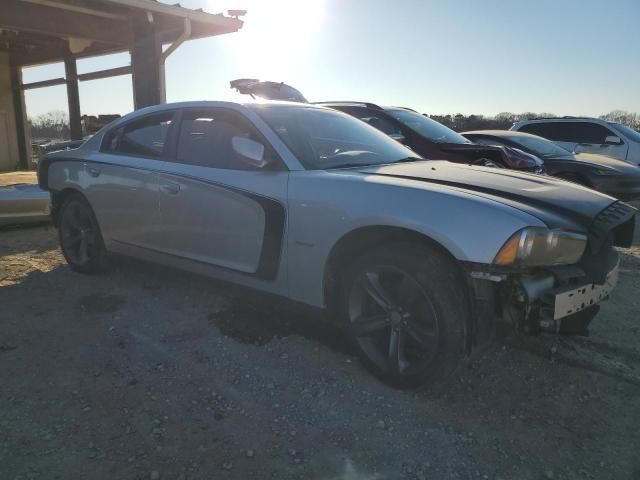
(100, 110, 179, 160)
(168, 107, 288, 171)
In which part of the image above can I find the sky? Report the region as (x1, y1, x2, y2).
(22, 0, 640, 119)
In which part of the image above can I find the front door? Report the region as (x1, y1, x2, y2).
(570, 123, 629, 160)
(153, 107, 288, 279)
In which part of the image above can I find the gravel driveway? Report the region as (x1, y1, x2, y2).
(1, 219, 639, 480)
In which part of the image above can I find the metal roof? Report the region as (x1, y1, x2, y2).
(1, 0, 244, 66)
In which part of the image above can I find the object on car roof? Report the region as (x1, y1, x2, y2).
(230, 78, 308, 103)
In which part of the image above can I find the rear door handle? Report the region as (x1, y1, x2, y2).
(160, 182, 180, 195)
(87, 167, 102, 177)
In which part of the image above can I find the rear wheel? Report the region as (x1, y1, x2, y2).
(340, 242, 469, 388)
(58, 193, 107, 273)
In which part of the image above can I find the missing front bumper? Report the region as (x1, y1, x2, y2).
(512, 253, 619, 335)
(552, 260, 619, 320)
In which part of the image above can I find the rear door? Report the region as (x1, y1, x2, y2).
(84, 111, 175, 249)
(152, 107, 288, 279)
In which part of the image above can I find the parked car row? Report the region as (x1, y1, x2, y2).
(512, 117, 640, 166)
(38, 94, 636, 387)
(231, 79, 640, 201)
(462, 130, 640, 201)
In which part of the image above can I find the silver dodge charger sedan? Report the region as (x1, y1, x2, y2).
(38, 101, 636, 387)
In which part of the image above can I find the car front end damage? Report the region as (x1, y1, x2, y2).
(467, 201, 636, 340)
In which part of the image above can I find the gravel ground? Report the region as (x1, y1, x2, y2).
(1, 214, 639, 480)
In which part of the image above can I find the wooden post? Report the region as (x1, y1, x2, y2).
(9, 63, 29, 170)
(130, 19, 163, 109)
(64, 57, 82, 140)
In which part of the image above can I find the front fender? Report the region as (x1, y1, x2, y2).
(286, 171, 545, 307)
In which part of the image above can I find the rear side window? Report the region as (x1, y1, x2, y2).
(520, 121, 615, 144)
(345, 107, 404, 137)
(103, 112, 174, 158)
(469, 137, 509, 147)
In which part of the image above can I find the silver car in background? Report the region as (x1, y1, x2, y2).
(38, 101, 636, 387)
(0, 183, 50, 228)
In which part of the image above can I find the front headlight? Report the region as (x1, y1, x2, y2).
(494, 228, 587, 266)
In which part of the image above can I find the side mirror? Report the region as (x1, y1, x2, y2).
(389, 132, 406, 144)
(604, 135, 622, 145)
(232, 136, 269, 168)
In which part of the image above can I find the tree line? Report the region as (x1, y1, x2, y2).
(426, 110, 640, 132)
(27, 109, 640, 142)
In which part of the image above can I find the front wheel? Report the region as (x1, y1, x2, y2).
(340, 242, 469, 388)
(58, 193, 108, 273)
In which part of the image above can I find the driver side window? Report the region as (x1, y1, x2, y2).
(175, 108, 279, 170)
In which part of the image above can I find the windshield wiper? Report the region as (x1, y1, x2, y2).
(325, 162, 377, 169)
(325, 157, 424, 170)
(393, 156, 424, 163)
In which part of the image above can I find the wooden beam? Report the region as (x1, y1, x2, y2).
(78, 66, 131, 82)
(21, 0, 127, 20)
(1, 0, 132, 46)
(21, 77, 67, 90)
(11, 43, 124, 67)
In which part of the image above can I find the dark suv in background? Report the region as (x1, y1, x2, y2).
(230, 79, 544, 172)
(318, 102, 544, 172)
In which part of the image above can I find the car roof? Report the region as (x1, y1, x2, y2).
(314, 102, 418, 113)
(109, 100, 332, 124)
(462, 130, 541, 138)
(514, 117, 606, 124)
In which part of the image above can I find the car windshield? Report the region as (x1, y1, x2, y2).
(386, 109, 471, 144)
(610, 123, 640, 143)
(504, 134, 572, 158)
(250, 104, 421, 169)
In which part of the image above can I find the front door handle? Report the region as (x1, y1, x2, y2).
(160, 182, 180, 195)
(87, 167, 102, 177)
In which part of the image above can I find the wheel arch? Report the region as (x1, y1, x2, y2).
(50, 187, 86, 226)
(322, 225, 466, 313)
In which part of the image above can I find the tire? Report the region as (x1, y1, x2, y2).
(58, 193, 108, 273)
(340, 241, 469, 388)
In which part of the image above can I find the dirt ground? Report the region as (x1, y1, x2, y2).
(1, 211, 640, 480)
(0, 171, 37, 187)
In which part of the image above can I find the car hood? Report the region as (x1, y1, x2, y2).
(554, 152, 640, 175)
(439, 143, 543, 169)
(357, 160, 616, 230)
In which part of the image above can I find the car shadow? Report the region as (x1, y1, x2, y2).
(107, 255, 351, 354)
